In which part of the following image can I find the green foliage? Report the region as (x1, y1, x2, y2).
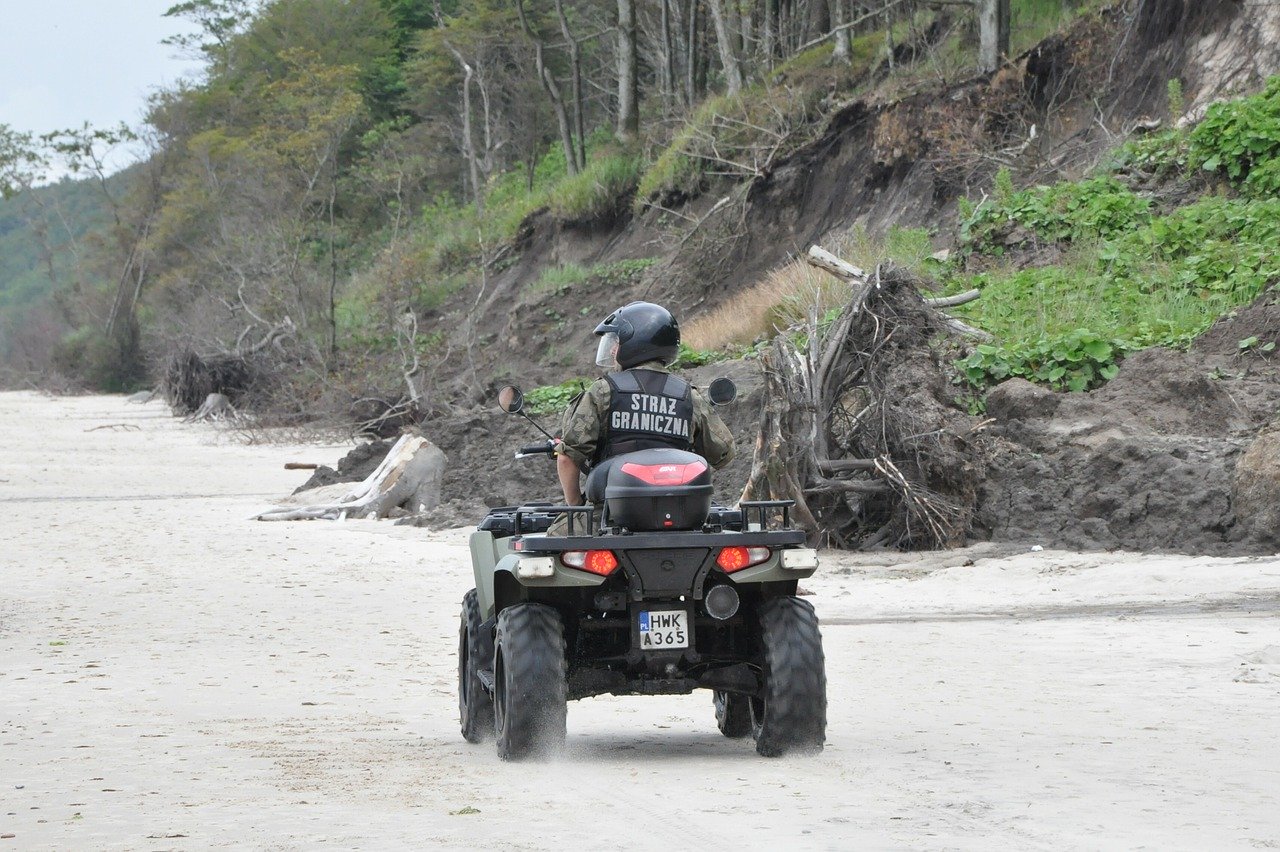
(532, 263, 592, 294)
(1189, 76, 1280, 195)
(960, 329, 1125, 392)
(952, 79, 1280, 396)
(964, 175, 1152, 248)
(532, 257, 657, 296)
(843, 225, 936, 273)
(671, 343, 725, 369)
(951, 193, 1280, 393)
(1009, 0, 1106, 54)
(51, 326, 146, 392)
(525, 380, 586, 416)
(993, 167, 1014, 204)
(1113, 129, 1189, 176)
(1166, 78, 1185, 121)
(548, 150, 643, 222)
(1238, 335, 1277, 354)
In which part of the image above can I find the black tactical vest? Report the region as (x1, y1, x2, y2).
(598, 369, 695, 462)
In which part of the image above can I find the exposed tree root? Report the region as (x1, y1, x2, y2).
(742, 245, 989, 549)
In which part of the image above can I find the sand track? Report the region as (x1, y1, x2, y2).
(2, 392, 1278, 849)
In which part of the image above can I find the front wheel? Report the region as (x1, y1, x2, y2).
(458, 589, 493, 743)
(493, 603, 567, 761)
(753, 596, 827, 757)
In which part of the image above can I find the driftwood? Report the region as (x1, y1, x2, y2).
(741, 246, 989, 549)
(185, 392, 237, 422)
(256, 434, 445, 521)
(924, 289, 981, 308)
(85, 423, 142, 432)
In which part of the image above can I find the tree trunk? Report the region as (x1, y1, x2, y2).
(707, 0, 744, 95)
(762, 0, 776, 66)
(554, 0, 587, 170)
(830, 0, 851, 63)
(661, 0, 677, 109)
(686, 0, 700, 104)
(977, 0, 1011, 73)
(516, 0, 579, 175)
(460, 60, 483, 211)
(616, 0, 641, 142)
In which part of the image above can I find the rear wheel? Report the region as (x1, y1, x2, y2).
(713, 690, 753, 738)
(753, 596, 826, 757)
(493, 603, 567, 761)
(458, 589, 493, 743)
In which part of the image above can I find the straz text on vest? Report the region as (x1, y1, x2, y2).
(610, 392, 691, 439)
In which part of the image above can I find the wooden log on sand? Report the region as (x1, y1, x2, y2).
(255, 434, 445, 521)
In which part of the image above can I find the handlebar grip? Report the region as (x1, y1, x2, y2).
(518, 443, 555, 455)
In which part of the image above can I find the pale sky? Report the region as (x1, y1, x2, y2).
(0, 0, 200, 170)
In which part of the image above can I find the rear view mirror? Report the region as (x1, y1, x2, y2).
(708, 377, 737, 406)
(498, 385, 525, 414)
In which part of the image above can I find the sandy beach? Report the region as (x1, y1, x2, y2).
(2, 390, 1278, 850)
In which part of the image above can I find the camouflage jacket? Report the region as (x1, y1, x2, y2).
(558, 360, 735, 470)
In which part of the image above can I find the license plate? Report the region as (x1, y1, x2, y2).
(638, 609, 689, 650)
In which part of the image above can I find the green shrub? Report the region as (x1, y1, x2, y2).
(948, 191, 1280, 392)
(671, 342, 725, 369)
(1189, 75, 1280, 193)
(525, 380, 587, 416)
(964, 175, 1152, 248)
(960, 329, 1125, 392)
(1113, 129, 1189, 176)
(52, 326, 146, 392)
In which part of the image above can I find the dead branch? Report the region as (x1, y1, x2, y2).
(940, 314, 995, 340)
(923, 289, 981, 308)
(806, 245, 868, 282)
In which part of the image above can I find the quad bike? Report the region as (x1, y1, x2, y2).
(458, 380, 826, 760)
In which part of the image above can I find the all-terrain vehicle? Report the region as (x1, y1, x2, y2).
(458, 381, 826, 760)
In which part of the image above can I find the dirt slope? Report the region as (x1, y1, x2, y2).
(440, 0, 1280, 396)
(979, 290, 1280, 553)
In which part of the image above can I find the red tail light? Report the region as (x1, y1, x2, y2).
(716, 546, 772, 573)
(561, 550, 619, 576)
(619, 460, 707, 486)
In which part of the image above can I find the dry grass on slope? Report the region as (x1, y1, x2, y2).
(683, 226, 935, 351)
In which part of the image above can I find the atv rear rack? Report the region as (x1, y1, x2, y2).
(520, 527, 807, 552)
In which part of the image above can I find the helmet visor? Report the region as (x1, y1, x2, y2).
(595, 332, 619, 368)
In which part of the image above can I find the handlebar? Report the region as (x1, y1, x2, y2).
(515, 441, 556, 459)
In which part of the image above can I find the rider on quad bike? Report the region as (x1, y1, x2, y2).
(554, 301, 736, 508)
(459, 302, 827, 761)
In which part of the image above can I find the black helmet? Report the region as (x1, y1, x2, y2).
(594, 301, 681, 369)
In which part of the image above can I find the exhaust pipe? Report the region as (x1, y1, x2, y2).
(704, 584, 740, 620)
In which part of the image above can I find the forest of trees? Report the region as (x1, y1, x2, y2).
(0, 0, 1035, 410)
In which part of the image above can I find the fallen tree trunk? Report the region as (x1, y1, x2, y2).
(255, 434, 445, 521)
(742, 247, 990, 549)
